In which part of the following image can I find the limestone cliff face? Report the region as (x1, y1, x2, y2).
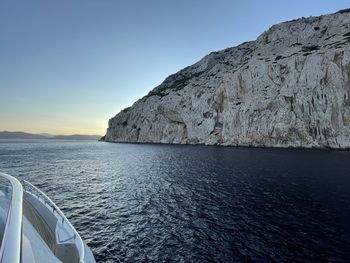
(104, 10, 350, 149)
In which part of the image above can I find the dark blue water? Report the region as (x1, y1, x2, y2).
(0, 139, 349, 262)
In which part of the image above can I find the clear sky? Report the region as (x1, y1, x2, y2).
(1, 0, 349, 135)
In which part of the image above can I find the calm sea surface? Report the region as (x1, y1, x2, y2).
(0, 139, 350, 262)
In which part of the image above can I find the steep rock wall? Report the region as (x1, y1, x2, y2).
(104, 10, 350, 149)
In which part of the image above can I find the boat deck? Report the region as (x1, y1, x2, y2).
(0, 172, 96, 263)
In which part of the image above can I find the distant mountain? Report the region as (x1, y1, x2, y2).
(38, 133, 53, 137)
(50, 134, 101, 140)
(0, 131, 101, 140)
(0, 131, 48, 139)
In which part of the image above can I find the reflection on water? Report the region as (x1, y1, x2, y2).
(0, 139, 349, 262)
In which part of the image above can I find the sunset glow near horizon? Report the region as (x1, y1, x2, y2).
(1, 0, 349, 135)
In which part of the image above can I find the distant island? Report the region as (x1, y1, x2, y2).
(0, 131, 101, 140)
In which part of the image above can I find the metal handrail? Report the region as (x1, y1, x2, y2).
(0, 172, 23, 263)
(22, 180, 85, 263)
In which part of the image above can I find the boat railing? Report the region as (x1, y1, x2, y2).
(22, 180, 85, 263)
(0, 172, 23, 263)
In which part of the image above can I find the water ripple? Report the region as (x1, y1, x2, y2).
(0, 140, 349, 262)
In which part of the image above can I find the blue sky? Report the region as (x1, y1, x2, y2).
(0, 0, 349, 135)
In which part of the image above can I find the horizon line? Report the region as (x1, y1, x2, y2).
(0, 130, 103, 136)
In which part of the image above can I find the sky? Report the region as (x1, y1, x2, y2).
(0, 0, 349, 135)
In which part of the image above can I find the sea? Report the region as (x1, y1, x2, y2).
(0, 139, 349, 262)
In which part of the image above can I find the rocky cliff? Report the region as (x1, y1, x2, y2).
(103, 10, 350, 149)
